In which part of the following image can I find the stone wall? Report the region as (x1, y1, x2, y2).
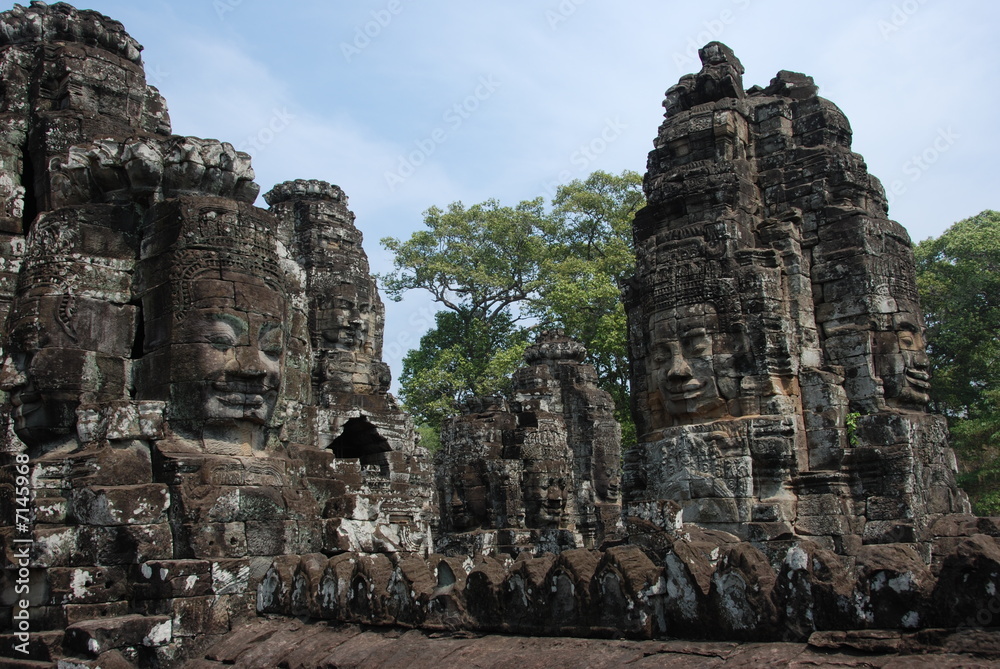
(0, 5, 996, 667)
(257, 516, 1000, 642)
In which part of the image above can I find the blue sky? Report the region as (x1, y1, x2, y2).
(40, 1, 1000, 389)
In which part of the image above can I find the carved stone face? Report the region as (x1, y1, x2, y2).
(0, 349, 76, 444)
(315, 284, 376, 355)
(592, 438, 621, 502)
(526, 477, 567, 528)
(874, 313, 931, 410)
(449, 468, 488, 532)
(649, 306, 725, 424)
(172, 305, 283, 424)
(1, 294, 133, 445)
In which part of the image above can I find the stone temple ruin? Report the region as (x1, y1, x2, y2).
(435, 330, 622, 556)
(621, 41, 971, 553)
(1, 4, 1000, 668)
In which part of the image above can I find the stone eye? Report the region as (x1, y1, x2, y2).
(684, 334, 710, 355)
(259, 327, 282, 358)
(208, 335, 236, 351)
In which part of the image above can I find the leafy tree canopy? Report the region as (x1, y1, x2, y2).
(380, 170, 644, 444)
(915, 210, 1000, 514)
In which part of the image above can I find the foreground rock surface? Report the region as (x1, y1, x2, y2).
(187, 619, 1000, 669)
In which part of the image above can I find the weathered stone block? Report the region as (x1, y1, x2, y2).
(71, 484, 168, 526)
(184, 523, 247, 559)
(171, 596, 230, 637)
(47, 566, 128, 605)
(64, 600, 131, 626)
(133, 560, 213, 599)
(65, 614, 171, 657)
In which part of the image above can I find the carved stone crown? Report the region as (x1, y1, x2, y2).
(264, 179, 347, 206)
(523, 330, 587, 364)
(0, 2, 143, 63)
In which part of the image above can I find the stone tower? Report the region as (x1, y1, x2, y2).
(0, 5, 435, 666)
(436, 330, 622, 555)
(623, 42, 969, 550)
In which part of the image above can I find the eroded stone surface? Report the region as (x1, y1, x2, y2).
(0, 6, 996, 667)
(252, 529, 1000, 642)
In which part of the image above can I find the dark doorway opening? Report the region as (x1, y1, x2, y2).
(330, 416, 391, 470)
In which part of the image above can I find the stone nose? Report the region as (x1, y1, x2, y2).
(910, 349, 930, 369)
(225, 346, 268, 378)
(666, 344, 692, 380)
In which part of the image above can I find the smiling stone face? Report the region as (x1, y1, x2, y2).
(649, 306, 726, 425)
(874, 312, 931, 410)
(314, 283, 376, 355)
(134, 197, 289, 443)
(173, 305, 283, 425)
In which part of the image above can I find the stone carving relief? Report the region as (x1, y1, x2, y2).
(0, 7, 436, 664)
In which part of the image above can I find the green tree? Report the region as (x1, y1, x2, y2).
(533, 170, 644, 445)
(915, 210, 1000, 514)
(380, 170, 645, 446)
(397, 309, 528, 429)
(380, 198, 547, 327)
